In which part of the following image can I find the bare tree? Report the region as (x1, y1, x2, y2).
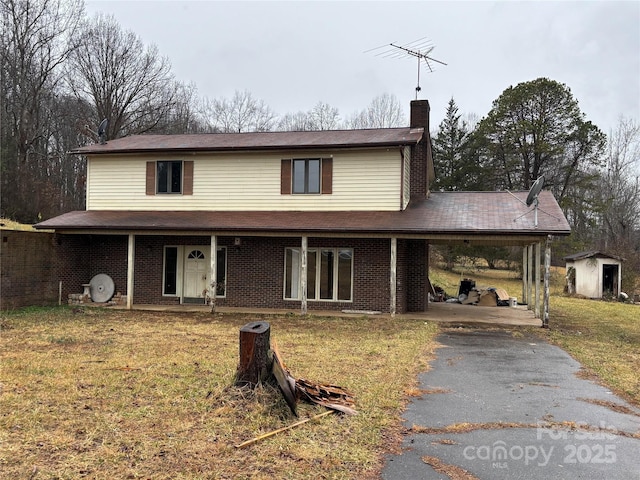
(1, 0, 83, 221)
(344, 93, 406, 129)
(307, 101, 340, 130)
(277, 101, 341, 131)
(277, 111, 314, 131)
(66, 13, 181, 140)
(201, 90, 277, 133)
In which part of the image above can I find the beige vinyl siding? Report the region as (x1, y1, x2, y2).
(87, 149, 402, 211)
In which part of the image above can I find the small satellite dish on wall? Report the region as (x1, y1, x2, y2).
(89, 273, 115, 303)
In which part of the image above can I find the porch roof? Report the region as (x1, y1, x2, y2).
(72, 127, 424, 155)
(36, 191, 570, 244)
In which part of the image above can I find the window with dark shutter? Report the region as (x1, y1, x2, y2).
(321, 158, 332, 194)
(183, 161, 194, 195)
(146, 161, 156, 195)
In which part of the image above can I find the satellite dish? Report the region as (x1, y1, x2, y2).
(89, 273, 115, 303)
(97, 118, 108, 144)
(526, 175, 545, 207)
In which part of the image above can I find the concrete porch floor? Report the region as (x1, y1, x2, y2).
(105, 301, 542, 327)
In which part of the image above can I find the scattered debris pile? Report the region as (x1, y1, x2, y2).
(460, 287, 511, 307)
(296, 378, 357, 416)
(431, 277, 516, 307)
(272, 340, 357, 416)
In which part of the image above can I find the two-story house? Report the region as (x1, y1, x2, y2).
(36, 100, 570, 314)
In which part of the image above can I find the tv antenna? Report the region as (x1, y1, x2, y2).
(366, 37, 447, 99)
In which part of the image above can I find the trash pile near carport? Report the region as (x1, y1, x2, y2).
(433, 278, 518, 307)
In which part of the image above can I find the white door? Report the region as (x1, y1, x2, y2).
(183, 248, 208, 300)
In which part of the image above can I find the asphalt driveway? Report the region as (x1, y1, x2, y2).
(382, 329, 640, 479)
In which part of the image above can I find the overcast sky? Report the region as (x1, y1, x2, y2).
(85, 0, 639, 134)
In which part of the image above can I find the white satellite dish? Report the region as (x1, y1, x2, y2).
(89, 273, 115, 303)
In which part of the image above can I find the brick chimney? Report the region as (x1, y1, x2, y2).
(409, 100, 433, 201)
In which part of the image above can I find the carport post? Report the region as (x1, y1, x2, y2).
(522, 247, 528, 305)
(535, 242, 541, 318)
(543, 236, 552, 328)
(527, 244, 534, 311)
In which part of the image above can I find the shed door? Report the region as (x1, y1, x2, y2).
(602, 264, 619, 297)
(184, 249, 208, 303)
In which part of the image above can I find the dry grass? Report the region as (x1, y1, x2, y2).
(541, 296, 640, 406)
(0, 307, 439, 479)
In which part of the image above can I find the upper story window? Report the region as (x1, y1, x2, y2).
(157, 161, 182, 194)
(146, 160, 193, 196)
(293, 159, 320, 194)
(281, 157, 332, 195)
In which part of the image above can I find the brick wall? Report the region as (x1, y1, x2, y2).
(0, 231, 60, 309)
(404, 239, 428, 312)
(126, 235, 393, 312)
(2, 231, 427, 313)
(409, 100, 430, 201)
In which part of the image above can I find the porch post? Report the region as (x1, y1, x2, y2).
(543, 235, 552, 328)
(522, 246, 528, 305)
(210, 235, 217, 312)
(390, 237, 397, 316)
(527, 244, 534, 311)
(301, 236, 307, 315)
(127, 234, 134, 310)
(535, 242, 541, 318)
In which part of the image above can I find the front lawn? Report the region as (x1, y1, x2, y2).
(0, 308, 438, 479)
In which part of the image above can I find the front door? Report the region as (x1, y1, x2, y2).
(183, 248, 209, 303)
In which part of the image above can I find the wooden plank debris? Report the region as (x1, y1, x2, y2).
(271, 340, 298, 416)
(234, 410, 334, 449)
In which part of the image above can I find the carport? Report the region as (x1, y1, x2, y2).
(415, 190, 571, 327)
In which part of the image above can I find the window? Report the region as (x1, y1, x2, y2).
(215, 248, 227, 297)
(157, 161, 182, 193)
(146, 161, 193, 195)
(281, 158, 332, 195)
(293, 158, 320, 194)
(284, 247, 353, 301)
(163, 247, 179, 295)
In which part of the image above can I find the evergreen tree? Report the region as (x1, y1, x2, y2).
(431, 98, 478, 191)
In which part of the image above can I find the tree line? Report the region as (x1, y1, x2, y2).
(1, 0, 407, 223)
(2, 0, 638, 290)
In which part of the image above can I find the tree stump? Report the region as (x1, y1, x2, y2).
(235, 321, 271, 387)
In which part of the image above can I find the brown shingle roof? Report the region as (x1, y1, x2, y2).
(36, 191, 570, 240)
(72, 128, 424, 155)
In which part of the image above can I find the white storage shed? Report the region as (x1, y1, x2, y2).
(564, 251, 624, 299)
